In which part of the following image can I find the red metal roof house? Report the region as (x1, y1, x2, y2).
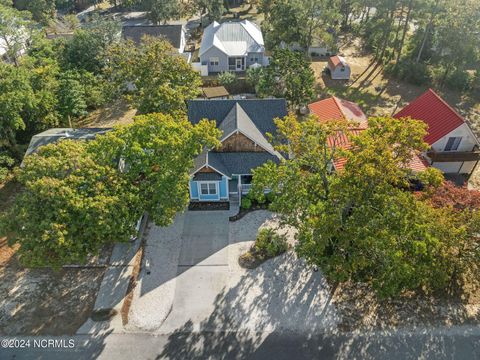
(394, 89, 480, 176)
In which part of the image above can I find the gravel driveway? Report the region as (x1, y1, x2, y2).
(128, 209, 339, 334)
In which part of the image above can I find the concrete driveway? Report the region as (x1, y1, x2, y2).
(128, 208, 339, 334)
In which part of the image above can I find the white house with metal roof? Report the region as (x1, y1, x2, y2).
(199, 20, 266, 75)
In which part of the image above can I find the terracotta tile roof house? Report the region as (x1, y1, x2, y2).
(327, 128, 429, 172)
(394, 89, 480, 175)
(187, 99, 287, 202)
(310, 96, 428, 173)
(308, 97, 368, 128)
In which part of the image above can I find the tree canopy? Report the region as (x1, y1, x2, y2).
(1, 112, 221, 267)
(105, 37, 202, 115)
(256, 48, 316, 109)
(251, 114, 478, 297)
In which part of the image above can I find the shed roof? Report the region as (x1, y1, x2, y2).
(202, 86, 229, 99)
(328, 55, 348, 69)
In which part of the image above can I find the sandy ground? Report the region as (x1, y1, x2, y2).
(0, 176, 111, 335)
(311, 36, 480, 189)
(80, 99, 137, 128)
(0, 267, 106, 335)
(311, 36, 480, 127)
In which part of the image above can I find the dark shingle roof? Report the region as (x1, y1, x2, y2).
(187, 99, 288, 139)
(122, 25, 183, 48)
(208, 152, 280, 177)
(193, 172, 222, 181)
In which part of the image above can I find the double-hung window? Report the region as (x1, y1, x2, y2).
(200, 182, 217, 195)
(444, 137, 462, 151)
(209, 57, 219, 66)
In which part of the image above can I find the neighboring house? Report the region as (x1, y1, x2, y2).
(327, 128, 429, 173)
(202, 86, 230, 99)
(199, 20, 266, 75)
(280, 40, 332, 57)
(23, 128, 110, 161)
(122, 25, 189, 61)
(308, 96, 368, 128)
(327, 55, 351, 80)
(309, 96, 428, 173)
(187, 99, 287, 202)
(394, 89, 480, 176)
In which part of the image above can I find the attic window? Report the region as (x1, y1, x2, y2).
(444, 136, 462, 151)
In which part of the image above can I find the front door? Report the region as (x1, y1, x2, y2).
(235, 58, 243, 71)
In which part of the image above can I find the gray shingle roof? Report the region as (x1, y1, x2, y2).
(209, 152, 280, 177)
(187, 99, 288, 139)
(193, 172, 222, 181)
(122, 25, 183, 48)
(24, 128, 111, 157)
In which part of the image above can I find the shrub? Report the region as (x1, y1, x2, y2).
(241, 197, 252, 209)
(444, 68, 472, 91)
(0, 154, 15, 183)
(246, 66, 263, 87)
(254, 228, 288, 259)
(385, 59, 431, 86)
(266, 191, 276, 203)
(218, 71, 236, 87)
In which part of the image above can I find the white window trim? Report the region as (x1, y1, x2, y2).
(209, 57, 219, 66)
(197, 181, 219, 197)
(444, 136, 462, 151)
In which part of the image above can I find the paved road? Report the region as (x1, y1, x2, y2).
(1, 328, 479, 360)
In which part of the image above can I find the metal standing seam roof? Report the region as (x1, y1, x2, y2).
(122, 25, 183, 49)
(199, 20, 264, 57)
(394, 89, 469, 145)
(24, 128, 111, 157)
(308, 97, 368, 128)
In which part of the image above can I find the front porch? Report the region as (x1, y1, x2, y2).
(228, 56, 246, 71)
(190, 174, 253, 203)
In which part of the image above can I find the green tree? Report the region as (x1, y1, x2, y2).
(0, 63, 33, 148)
(105, 37, 202, 115)
(193, 0, 225, 25)
(91, 113, 221, 226)
(262, 0, 339, 51)
(1, 140, 142, 268)
(24, 0, 56, 25)
(1, 113, 221, 267)
(144, 0, 182, 24)
(0, 3, 34, 66)
(250, 114, 477, 297)
(257, 48, 315, 109)
(56, 71, 88, 126)
(62, 15, 121, 74)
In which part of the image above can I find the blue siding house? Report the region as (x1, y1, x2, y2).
(187, 99, 288, 202)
